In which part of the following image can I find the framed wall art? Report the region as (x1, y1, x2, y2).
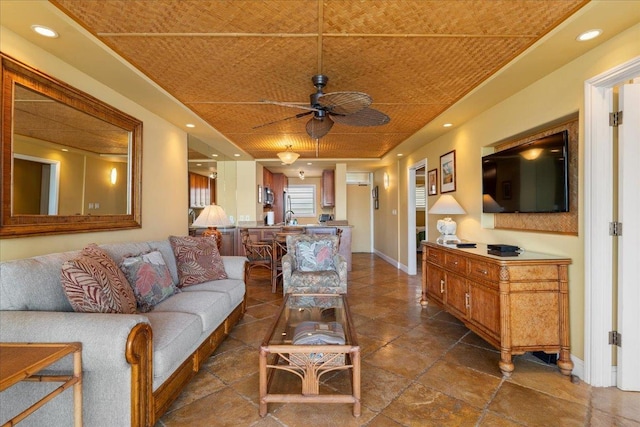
(440, 150, 457, 193)
(427, 168, 438, 195)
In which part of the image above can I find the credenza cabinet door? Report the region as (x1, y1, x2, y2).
(444, 273, 467, 320)
(467, 280, 500, 342)
(425, 264, 445, 306)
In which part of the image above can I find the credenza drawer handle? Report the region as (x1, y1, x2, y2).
(440, 279, 445, 294)
(476, 268, 488, 275)
(465, 293, 470, 309)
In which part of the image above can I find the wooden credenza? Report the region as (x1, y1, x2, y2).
(421, 242, 573, 377)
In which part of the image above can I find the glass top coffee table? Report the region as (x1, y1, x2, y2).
(259, 293, 361, 417)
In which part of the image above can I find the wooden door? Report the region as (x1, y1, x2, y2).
(444, 273, 467, 320)
(467, 280, 500, 342)
(322, 170, 335, 207)
(425, 264, 445, 305)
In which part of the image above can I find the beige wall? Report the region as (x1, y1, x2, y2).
(373, 164, 400, 262)
(1, 28, 188, 261)
(379, 23, 640, 360)
(347, 184, 372, 252)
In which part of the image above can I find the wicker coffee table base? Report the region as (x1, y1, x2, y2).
(258, 345, 361, 417)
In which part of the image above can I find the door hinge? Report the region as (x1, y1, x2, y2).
(609, 331, 622, 347)
(609, 221, 623, 236)
(609, 111, 623, 127)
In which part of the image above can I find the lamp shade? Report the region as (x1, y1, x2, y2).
(428, 194, 466, 215)
(277, 145, 300, 164)
(192, 204, 232, 228)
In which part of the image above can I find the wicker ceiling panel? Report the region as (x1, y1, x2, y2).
(100, 36, 318, 102)
(52, 0, 587, 160)
(323, 0, 583, 36)
(53, 0, 317, 34)
(320, 36, 533, 103)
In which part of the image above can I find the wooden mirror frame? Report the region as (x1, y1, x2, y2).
(1, 54, 142, 238)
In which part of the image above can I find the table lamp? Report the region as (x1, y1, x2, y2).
(428, 194, 466, 245)
(192, 203, 232, 252)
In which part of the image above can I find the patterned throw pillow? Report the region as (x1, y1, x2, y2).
(169, 235, 227, 287)
(61, 244, 137, 314)
(120, 250, 179, 312)
(295, 240, 335, 272)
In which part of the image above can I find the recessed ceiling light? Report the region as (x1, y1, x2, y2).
(185, 123, 195, 128)
(233, 154, 240, 157)
(443, 123, 453, 128)
(307, 162, 312, 165)
(61, 148, 69, 152)
(211, 154, 218, 157)
(31, 25, 58, 38)
(576, 29, 602, 42)
(196, 163, 202, 166)
(397, 153, 403, 157)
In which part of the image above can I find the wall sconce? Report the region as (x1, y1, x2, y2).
(383, 172, 390, 189)
(298, 170, 305, 180)
(110, 167, 117, 185)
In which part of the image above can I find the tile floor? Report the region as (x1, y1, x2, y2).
(157, 253, 640, 426)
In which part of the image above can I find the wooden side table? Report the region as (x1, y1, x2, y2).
(0, 342, 83, 426)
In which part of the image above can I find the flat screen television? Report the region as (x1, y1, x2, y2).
(482, 130, 569, 213)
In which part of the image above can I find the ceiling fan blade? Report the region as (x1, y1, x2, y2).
(331, 107, 390, 126)
(253, 111, 313, 129)
(317, 91, 372, 115)
(306, 116, 334, 139)
(260, 99, 320, 112)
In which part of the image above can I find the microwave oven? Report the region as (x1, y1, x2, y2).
(318, 214, 333, 223)
(264, 187, 274, 206)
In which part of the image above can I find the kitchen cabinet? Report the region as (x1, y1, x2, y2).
(218, 228, 236, 256)
(321, 169, 335, 208)
(189, 172, 214, 208)
(271, 173, 288, 224)
(263, 168, 273, 191)
(421, 242, 572, 377)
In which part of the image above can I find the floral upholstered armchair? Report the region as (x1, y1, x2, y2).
(281, 234, 347, 294)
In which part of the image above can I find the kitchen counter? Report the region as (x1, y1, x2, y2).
(236, 224, 352, 271)
(236, 223, 352, 228)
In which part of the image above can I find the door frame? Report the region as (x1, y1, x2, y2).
(14, 153, 60, 215)
(407, 158, 427, 275)
(584, 56, 640, 386)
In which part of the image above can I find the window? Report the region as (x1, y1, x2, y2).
(288, 184, 316, 217)
(416, 185, 426, 210)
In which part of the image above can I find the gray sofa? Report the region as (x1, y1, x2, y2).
(0, 239, 246, 426)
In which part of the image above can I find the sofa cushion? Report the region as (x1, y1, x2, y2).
(148, 240, 180, 285)
(99, 242, 153, 265)
(152, 291, 230, 332)
(143, 311, 202, 384)
(181, 278, 246, 308)
(61, 244, 137, 314)
(295, 239, 336, 272)
(169, 236, 227, 287)
(0, 251, 79, 311)
(120, 250, 180, 312)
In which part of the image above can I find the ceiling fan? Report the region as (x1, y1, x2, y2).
(256, 74, 390, 139)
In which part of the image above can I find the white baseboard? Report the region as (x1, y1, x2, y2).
(373, 249, 401, 269)
(571, 354, 584, 380)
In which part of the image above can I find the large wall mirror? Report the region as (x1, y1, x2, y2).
(1, 54, 142, 237)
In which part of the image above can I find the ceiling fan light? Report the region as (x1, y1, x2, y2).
(277, 145, 300, 164)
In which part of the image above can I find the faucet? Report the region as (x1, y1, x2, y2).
(284, 210, 295, 225)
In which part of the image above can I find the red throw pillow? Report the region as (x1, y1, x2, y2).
(169, 235, 227, 287)
(61, 244, 137, 314)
